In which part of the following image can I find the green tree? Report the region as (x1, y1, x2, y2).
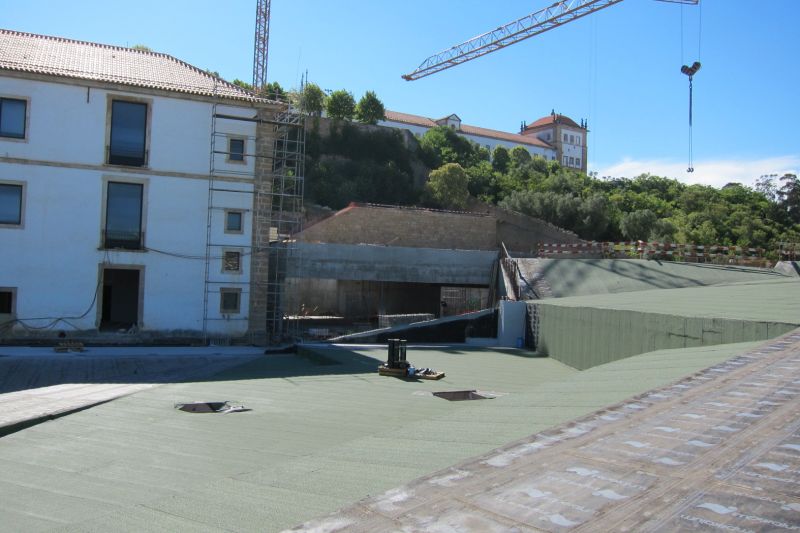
(509, 146, 532, 168)
(326, 89, 356, 120)
(754, 174, 778, 202)
(132, 44, 152, 52)
(778, 173, 800, 223)
(232, 78, 254, 91)
(264, 81, 286, 100)
(355, 90, 386, 125)
(300, 83, 325, 115)
(491, 146, 510, 173)
(465, 161, 498, 201)
(620, 209, 658, 241)
(426, 163, 470, 209)
(575, 194, 612, 240)
(419, 126, 480, 169)
(649, 218, 678, 242)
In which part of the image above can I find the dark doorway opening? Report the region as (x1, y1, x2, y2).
(100, 268, 140, 331)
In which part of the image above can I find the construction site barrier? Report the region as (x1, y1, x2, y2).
(537, 241, 766, 265)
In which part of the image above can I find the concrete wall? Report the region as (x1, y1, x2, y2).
(299, 205, 498, 250)
(464, 198, 582, 252)
(0, 75, 263, 337)
(284, 279, 441, 319)
(299, 203, 581, 253)
(290, 243, 497, 285)
(533, 304, 797, 370)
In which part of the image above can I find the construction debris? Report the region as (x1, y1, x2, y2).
(53, 341, 85, 353)
(378, 339, 445, 380)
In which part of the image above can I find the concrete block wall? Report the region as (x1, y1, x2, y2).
(465, 198, 582, 252)
(299, 205, 498, 250)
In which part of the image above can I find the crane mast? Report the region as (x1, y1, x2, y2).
(252, 0, 271, 89)
(402, 0, 699, 81)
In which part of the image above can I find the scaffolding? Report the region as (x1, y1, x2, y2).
(203, 83, 305, 344)
(263, 109, 305, 343)
(202, 93, 257, 342)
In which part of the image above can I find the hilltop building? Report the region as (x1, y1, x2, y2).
(0, 29, 301, 341)
(379, 109, 588, 172)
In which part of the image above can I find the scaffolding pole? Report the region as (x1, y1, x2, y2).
(263, 109, 305, 343)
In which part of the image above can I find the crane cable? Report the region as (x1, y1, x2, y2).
(681, 1, 703, 173)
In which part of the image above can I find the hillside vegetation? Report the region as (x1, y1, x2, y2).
(305, 122, 799, 252)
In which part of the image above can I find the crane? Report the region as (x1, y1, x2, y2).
(252, 0, 271, 90)
(402, 0, 699, 81)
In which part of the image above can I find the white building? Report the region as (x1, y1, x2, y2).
(522, 112, 588, 173)
(0, 29, 284, 340)
(379, 110, 588, 172)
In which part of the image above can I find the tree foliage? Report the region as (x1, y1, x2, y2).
(419, 126, 486, 169)
(302, 111, 794, 253)
(492, 146, 510, 173)
(355, 90, 386, 125)
(325, 89, 356, 120)
(620, 209, 658, 241)
(300, 83, 325, 115)
(305, 122, 420, 209)
(426, 163, 470, 210)
(263, 81, 286, 100)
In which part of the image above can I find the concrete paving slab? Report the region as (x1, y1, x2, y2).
(294, 331, 800, 532)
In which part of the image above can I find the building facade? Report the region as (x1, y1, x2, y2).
(379, 109, 588, 171)
(521, 112, 588, 173)
(0, 29, 284, 340)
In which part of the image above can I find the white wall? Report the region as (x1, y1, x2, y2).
(0, 76, 259, 336)
(461, 134, 553, 159)
(560, 127, 585, 168)
(378, 119, 430, 138)
(379, 119, 555, 160)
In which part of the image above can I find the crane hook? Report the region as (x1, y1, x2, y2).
(681, 61, 701, 173)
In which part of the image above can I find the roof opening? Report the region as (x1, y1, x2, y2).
(432, 390, 492, 402)
(174, 401, 248, 413)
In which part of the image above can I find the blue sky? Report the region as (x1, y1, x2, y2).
(6, 0, 798, 188)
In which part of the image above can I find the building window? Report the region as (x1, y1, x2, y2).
(576, 158, 582, 167)
(108, 100, 147, 166)
(228, 137, 245, 162)
(0, 98, 26, 139)
(220, 288, 241, 314)
(569, 157, 575, 166)
(223, 250, 242, 273)
(562, 156, 568, 166)
(0, 183, 23, 226)
(224, 210, 244, 234)
(0, 288, 15, 315)
(104, 182, 143, 249)
(576, 136, 581, 146)
(563, 133, 568, 142)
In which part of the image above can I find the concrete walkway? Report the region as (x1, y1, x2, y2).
(0, 346, 263, 433)
(293, 331, 800, 532)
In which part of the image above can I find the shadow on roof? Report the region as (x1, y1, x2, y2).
(0, 345, 380, 394)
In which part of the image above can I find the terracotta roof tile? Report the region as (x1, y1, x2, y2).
(383, 110, 551, 149)
(383, 110, 436, 128)
(526, 113, 582, 130)
(0, 29, 260, 101)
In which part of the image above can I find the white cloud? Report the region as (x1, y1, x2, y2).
(592, 155, 800, 189)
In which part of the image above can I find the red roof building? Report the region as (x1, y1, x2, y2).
(522, 112, 588, 173)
